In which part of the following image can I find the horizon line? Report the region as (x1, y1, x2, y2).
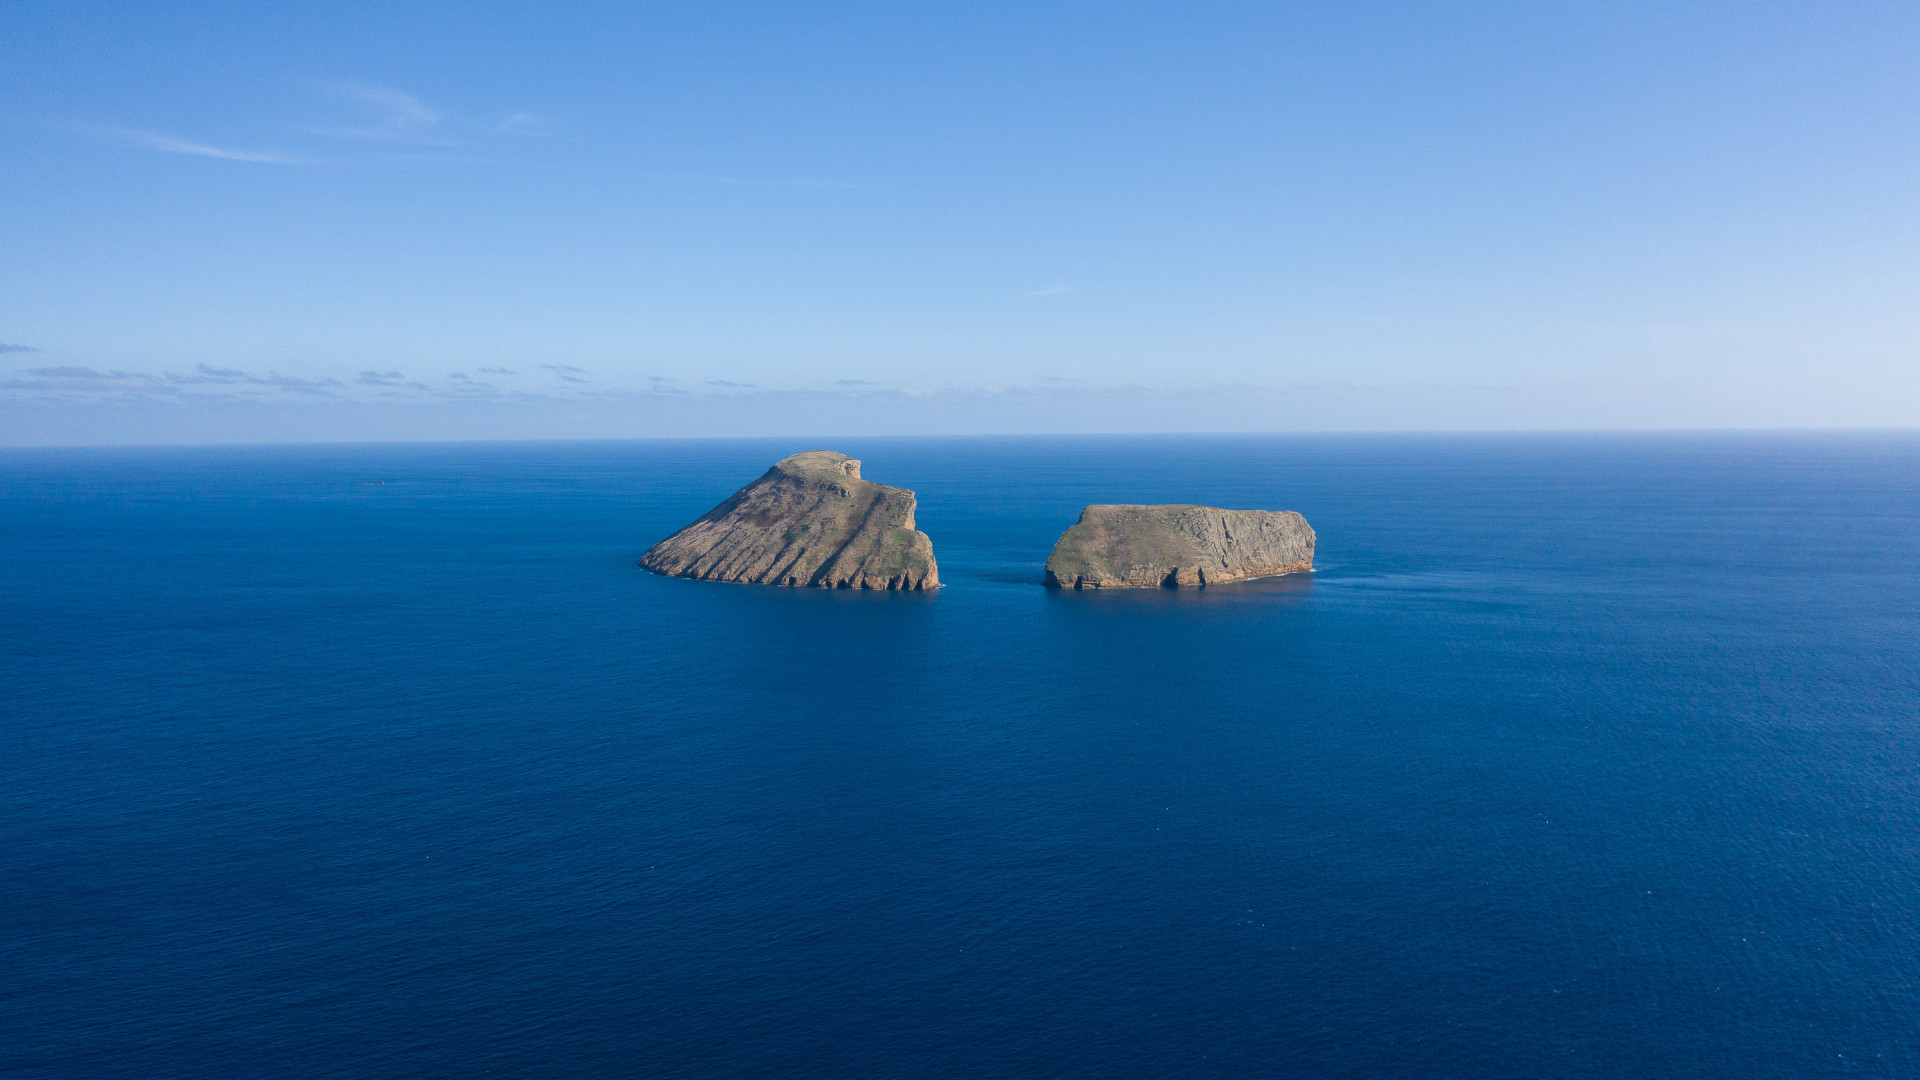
(4, 426, 1919, 452)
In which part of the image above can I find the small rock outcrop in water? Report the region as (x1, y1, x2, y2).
(641, 451, 939, 590)
(1044, 504, 1314, 588)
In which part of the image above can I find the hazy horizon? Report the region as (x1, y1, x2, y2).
(8, 417, 1919, 451)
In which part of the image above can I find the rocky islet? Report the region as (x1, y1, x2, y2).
(640, 451, 940, 589)
(1042, 504, 1315, 588)
(642, 452, 1314, 590)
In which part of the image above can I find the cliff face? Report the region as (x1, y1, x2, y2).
(641, 451, 940, 590)
(1044, 504, 1314, 588)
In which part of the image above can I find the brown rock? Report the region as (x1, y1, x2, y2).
(1044, 504, 1314, 588)
(641, 451, 939, 590)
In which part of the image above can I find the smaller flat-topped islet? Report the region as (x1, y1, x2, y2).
(641, 451, 939, 590)
(1045, 504, 1314, 589)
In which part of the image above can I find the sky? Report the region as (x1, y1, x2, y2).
(4, 1, 1919, 443)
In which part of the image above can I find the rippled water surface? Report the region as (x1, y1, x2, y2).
(4, 434, 1918, 1078)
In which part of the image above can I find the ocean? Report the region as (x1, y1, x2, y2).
(3, 434, 1917, 1078)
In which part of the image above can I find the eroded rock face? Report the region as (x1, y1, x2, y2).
(1044, 504, 1314, 588)
(641, 451, 939, 590)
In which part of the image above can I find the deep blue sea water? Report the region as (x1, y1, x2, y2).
(4, 434, 1919, 1078)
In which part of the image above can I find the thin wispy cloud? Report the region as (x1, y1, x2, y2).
(310, 82, 450, 143)
(260, 373, 342, 395)
(356, 369, 429, 389)
(477, 367, 515, 375)
(337, 83, 441, 125)
(4, 364, 178, 397)
(0, 344, 38, 354)
(697, 173, 883, 192)
(497, 111, 554, 136)
(178, 364, 249, 383)
(113, 129, 307, 165)
(31, 365, 123, 379)
(443, 371, 500, 393)
(89, 86, 550, 168)
(171, 363, 343, 395)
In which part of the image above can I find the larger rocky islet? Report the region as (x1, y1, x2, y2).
(1044, 504, 1315, 588)
(640, 451, 940, 590)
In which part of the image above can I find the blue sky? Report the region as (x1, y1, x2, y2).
(4, 1, 1918, 442)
